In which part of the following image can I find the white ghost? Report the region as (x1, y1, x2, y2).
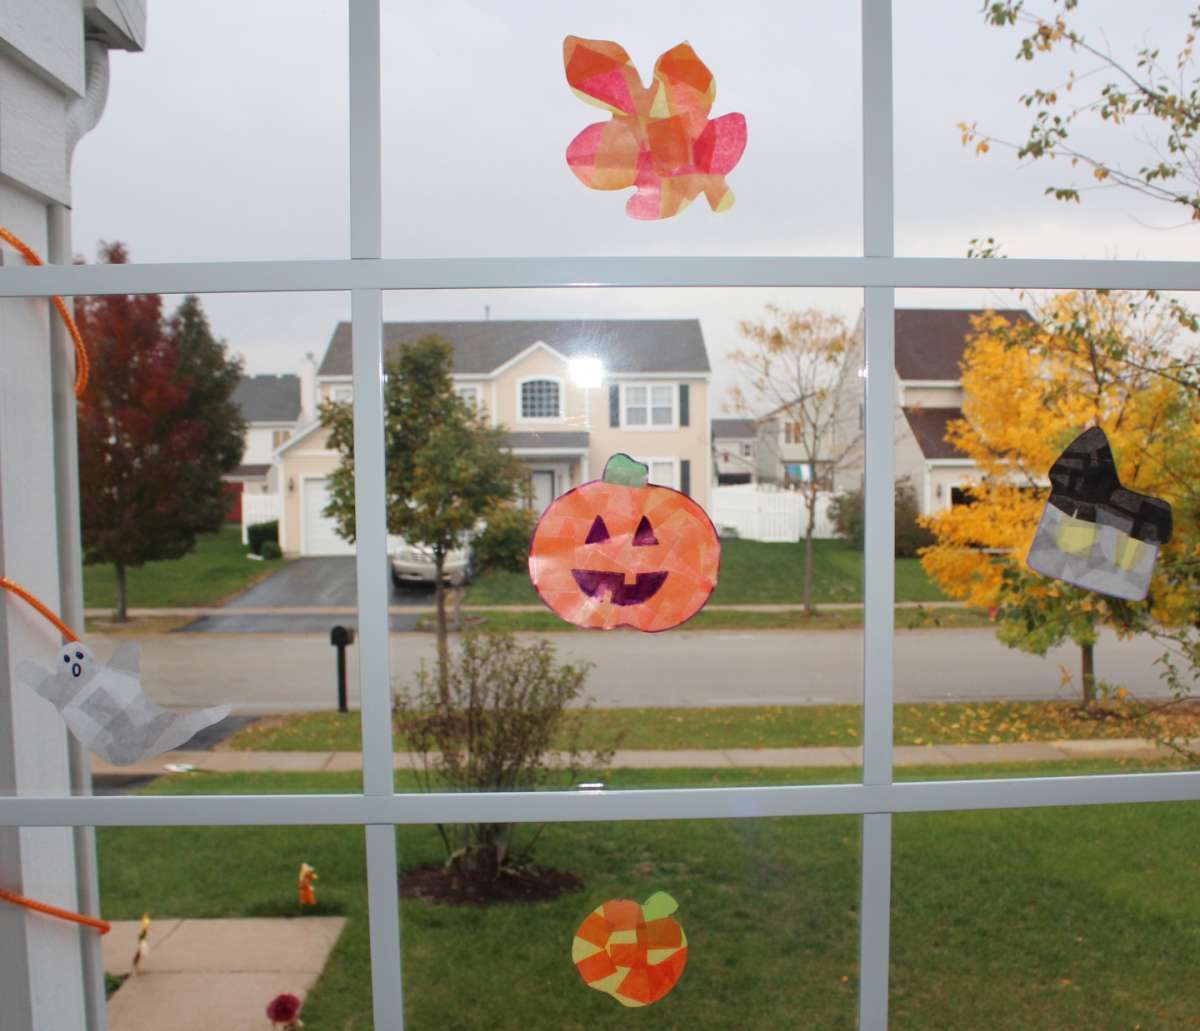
(16, 642, 231, 766)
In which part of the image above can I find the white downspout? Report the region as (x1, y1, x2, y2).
(53, 34, 114, 1031)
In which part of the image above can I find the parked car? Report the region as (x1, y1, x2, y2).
(387, 536, 474, 588)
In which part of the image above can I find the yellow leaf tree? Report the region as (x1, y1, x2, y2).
(920, 293, 1200, 705)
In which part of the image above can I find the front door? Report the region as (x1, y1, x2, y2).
(529, 470, 555, 514)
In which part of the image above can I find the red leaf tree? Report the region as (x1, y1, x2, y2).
(75, 242, 246, 620)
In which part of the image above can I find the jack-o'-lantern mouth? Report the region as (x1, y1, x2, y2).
(570, 569, 668, 606)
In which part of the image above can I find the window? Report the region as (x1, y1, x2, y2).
(519, 378, 561, 419)
(5, 6, 1194, 1028)
(740, 441, 753, 458)
(271, 428, 290, 449)
(456, 384, 480, 409)
(623, 383, 675, 427)
(783, 420, 803, 444)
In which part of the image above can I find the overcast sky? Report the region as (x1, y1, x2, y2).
(70, 0, 1198, 410)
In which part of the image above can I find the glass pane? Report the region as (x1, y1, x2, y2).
(891, 802, 1200, 1027)
(894, 3, 1196, 262)
(891, 289, 1199, 780)
(626, 406, 648, 426)
(381, 1, 862, 258)
(363, 287, 867, 794)
(74, 1, 348, 262)
(626, 386, 648, 406)
(97, 813, 370, 1028)
(0, 290, 366, 799)
(397, 812, 862, 1027)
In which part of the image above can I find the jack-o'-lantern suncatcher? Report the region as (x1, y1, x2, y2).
(528, 454, 721, 631)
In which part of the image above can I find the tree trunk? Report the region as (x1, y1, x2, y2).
(802, 484, 818, 614)
(114, 562, 128, 623)
(434, 548, 450, 704)
(1081, 641, 1096, 707)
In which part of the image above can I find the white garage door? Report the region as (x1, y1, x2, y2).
(302, 477, 356, 556)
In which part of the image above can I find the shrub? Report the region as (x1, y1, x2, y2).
(260, 540, 283, 560)
(472, 506, 536, 574)
(394, 631, 613, 881)
(829, 476, 933, 557)
(246, 520, 279, 555)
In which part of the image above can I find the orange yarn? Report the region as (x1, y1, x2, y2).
(0, 575, 79, 643)
(0, 225, 90, 397)
(0, 887, 110, 935)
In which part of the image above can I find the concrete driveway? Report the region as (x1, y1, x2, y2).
(179, 557, 433, 632)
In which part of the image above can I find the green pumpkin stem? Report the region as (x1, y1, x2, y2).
(602, 453, 649, 488)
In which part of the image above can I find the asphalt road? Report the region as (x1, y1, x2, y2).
(90, 626, 1190, 713)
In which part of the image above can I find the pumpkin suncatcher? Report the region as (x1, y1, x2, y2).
(528, 454, 720, 632)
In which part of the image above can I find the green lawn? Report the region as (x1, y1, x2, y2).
(82, 526, 285, 610)
(466, 538, 946, 607)
(225, 699, 1200, 753)
(98, 762, 1200, 1029)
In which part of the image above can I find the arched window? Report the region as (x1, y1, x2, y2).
(519, 378, 561, 419)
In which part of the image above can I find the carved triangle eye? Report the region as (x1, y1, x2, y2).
(633, 516, 659, 546)
(585, 516, 610, 544)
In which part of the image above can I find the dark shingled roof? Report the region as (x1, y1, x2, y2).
(230, 463, 272, 478)
(902, 407, 970, 460)
(318, 320, 710, 377)
(232, 374, 301, 423)
(505, 431, 589, 450)
(711, 418, 756, 439)
(895, 309, 1031, 381)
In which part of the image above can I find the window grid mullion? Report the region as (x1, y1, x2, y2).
(347, 1, 404, 1027)
(859, 0, 897, 1027)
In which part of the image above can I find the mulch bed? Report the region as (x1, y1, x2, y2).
(400, 864, 583, 906)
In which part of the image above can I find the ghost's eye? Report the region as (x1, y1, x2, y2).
(585, 516, 610, 544)
(633, 516, 659, 546)
(63, 655, 70, 663)
(75, 651, 84, 660)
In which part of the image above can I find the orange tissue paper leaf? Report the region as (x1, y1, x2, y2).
(563, 36, 747, 220)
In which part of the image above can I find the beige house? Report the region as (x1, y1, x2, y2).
(831, 307, 1032, 515)
(271, 320, 713, 556)
(711, 418, 757, 484)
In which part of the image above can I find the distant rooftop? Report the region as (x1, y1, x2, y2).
(318, 320, 710, 377)
(232, 374, 300, 423)
(711, 418, 756, 439)
(895, 309, 1031, 381)
(902, 407, 970, 460)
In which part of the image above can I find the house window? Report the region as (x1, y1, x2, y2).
(623, 383, 675, 427)
(783, 421, 803, 444)
(642, 458, 678, 489)
(331, 386, 353, 403)
(519, 378, 561, 419)
(271, 429, 290, 449)
(456, 384, 480, 409)
(740, 441, 753, 458)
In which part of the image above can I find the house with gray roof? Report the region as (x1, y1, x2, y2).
(711, 418, 758, 484)
(271, 319, 713, 555)
(222, 372, 306, 521)
(827, 307, 1033, 514)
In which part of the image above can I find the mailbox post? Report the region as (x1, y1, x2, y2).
(330, 625, 355, 714)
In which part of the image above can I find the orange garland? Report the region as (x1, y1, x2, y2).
(0, 888, 110, 935)
(0, 225, 89, 397)
(0, 575, 79, 642)
(0, 578, 105, 935)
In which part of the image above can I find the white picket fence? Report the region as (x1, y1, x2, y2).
(710, 484, 838, 542)
(241, 492, 281, 544)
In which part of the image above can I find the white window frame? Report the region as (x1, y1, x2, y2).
(638, 456, 680, 490)
(455, 383, 481, 409)
(620, 381, 677, 429)
(2, 4, 1199, 1029)
(516, 375, 563, 421)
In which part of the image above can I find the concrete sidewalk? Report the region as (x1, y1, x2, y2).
(84, 600, 966, 618)
(103, 917, 345, 1031)
(92, 737, 1182, 779)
